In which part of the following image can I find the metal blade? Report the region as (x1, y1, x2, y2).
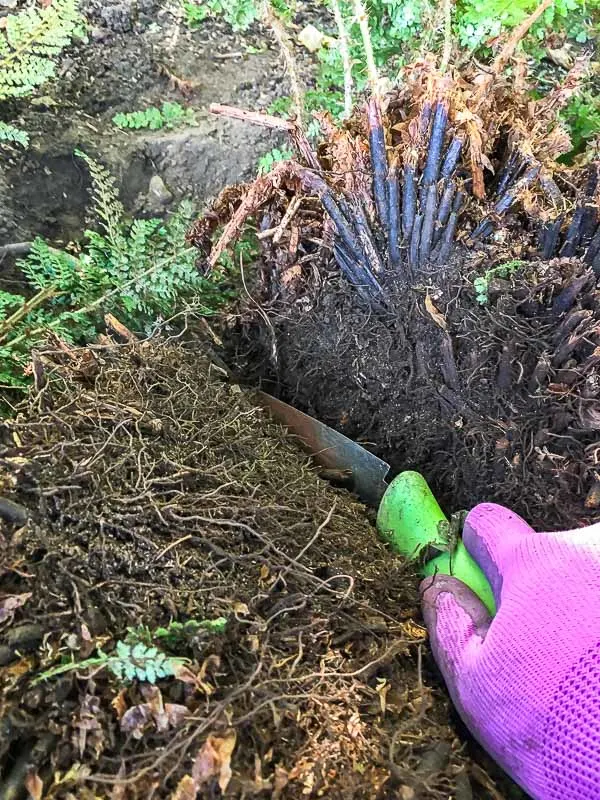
(257, 391, 391, 507)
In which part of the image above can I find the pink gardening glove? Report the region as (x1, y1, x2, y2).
(421, 503, 600, 800)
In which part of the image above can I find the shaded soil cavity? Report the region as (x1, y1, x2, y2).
(0, 0, 292, 247)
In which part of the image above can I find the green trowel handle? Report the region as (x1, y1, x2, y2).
(376, 471, 496, 616)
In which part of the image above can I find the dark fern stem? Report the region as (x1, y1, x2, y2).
(321, 98, 599, 304)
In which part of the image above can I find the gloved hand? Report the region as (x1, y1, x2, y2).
(421, 503, 600, 800)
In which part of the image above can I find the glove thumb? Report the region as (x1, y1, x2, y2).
(420, 574, 492, 702)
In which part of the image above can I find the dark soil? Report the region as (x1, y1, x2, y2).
(222, 245, 600, 537)
(224, 253, 600, 533)
(0, 339, 513, 799)
(0, 0, 300, 248)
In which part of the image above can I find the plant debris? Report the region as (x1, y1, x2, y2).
(0, 340, 503, 798)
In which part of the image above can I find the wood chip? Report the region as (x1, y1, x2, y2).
(425, 293, 447, 331)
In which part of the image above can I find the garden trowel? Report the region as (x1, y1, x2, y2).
(258, 390, 496, 615)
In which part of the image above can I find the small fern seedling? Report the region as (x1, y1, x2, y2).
(0, 122, 29, 148)
(33, 640, 189, 685)
(112, 102, 197, 131)
(257, 146, 293, 175)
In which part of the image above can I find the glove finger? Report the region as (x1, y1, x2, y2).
(420, 574, 491, 703)
(462, 503, 536, 604)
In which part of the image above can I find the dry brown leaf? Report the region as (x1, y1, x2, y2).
(111, 689, 128, 720)
(281, 265, 302, 286)
(158, 63, 196, 97)
(173, 664, 199, 684)
(192, 730, 237, 792)
(141, 684, 167, 731)
(104, 314, 137, 343)
(120, 688, 188, 737)
(401, 620, 427, 641)
(585, 477, 600, 509)
(0, 592, 31, 624)
(169, 775, 197, 800)
(347, 711, 362, 739)
(25, 771, 43, 800)
(192, 738, 219, 785)
(165, 702, 189, 728)
(2, 655, 35, 682)
(424, 294, 447, 331)
(73, 695, 104, 758)
(272, 765, 289, 800)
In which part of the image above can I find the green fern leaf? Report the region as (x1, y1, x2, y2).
(74, 149, 126, 250)
(112, 102, 196, 131)
(0, 0, 85, 101)
(0, 121, 29, 147)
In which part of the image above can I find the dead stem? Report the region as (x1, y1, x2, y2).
(439, 0, 453, 73)
(352, 0, 380, 100)
(209, 103, 295, 131)
(474, 0, 553, 109)
(262, 1, 304, 127)
(330, 0, 354, 118)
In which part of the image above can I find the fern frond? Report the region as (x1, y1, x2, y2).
(0, 121, 30, 147)
(19, 237, 77, 289)
(0, 0, 85, 101)
(112, 102, 196, 131)
(0, 291, 26, 321)
(74, 149, 126, 250)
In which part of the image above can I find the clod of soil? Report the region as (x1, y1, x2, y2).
(0, 340, 513, 798)
(193, 48, 600, 534)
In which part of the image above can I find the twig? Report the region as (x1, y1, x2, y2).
(330, 0, 354, 118)
(474, 0, 553, 109)
(273, 194, 303, 244)
(275, 502, 336, 586)
(262, 1, 304, 128)
(0, 241, 33, 259)
(209, 103, 294, 131)
(352, 0, 379, 100)
(154, 534, 193, 561)
(0, 285, 59, 344)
